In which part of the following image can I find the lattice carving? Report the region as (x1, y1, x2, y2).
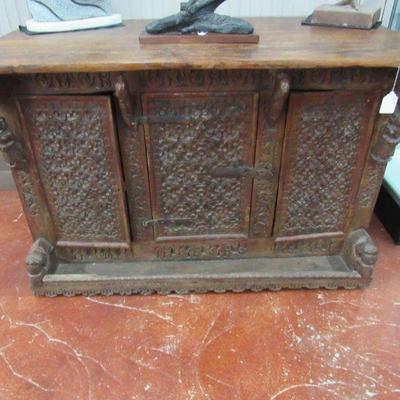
(145, 93, 257, 238)
(277, 93, 375, 236)
(20, 97, 127, 243)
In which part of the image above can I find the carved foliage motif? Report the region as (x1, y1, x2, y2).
(251, 74, 290, 237)
(21, 97, 126, 243)
(0, 118, 40, 217)
(145, 93, 257, 238)
(15, 171, 40, 216)
(0, 117, 27, 170)
(275, 238, 342, 255)
(56, 247, 132, 262)
(20, 72, 112, 91)
(155, 243, 247, 260)
(251, 127, 275, 237)
(139, 70, 272, 90)
(358, 108, 400, 209)
(291, 68, 394, 90)
(278, 93, 373, 236)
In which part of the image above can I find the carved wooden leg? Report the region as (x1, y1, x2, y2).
(0, 117, 27, 170)
(342, 230, 378, 285)
(26, 238, 57, 292)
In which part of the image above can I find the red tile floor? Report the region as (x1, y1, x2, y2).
(0, 190, 399, 400)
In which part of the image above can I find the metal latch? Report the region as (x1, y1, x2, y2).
(133, 114, 192, 125)
(211, 166, 273, 178)
(142, 218, 193, 228)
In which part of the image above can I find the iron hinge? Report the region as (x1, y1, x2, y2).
(133, 114, 192, 125)
(142, 218, 193, 228)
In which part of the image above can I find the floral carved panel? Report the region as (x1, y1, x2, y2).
(275, 91, 379, 238)
(143, 92, 258, 239)
(19, 96, 129, 246)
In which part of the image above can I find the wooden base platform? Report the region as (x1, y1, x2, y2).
(139, 31, 260, 45)
(32, 254, 370, 297)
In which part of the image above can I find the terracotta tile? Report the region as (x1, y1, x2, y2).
(0, 191, 399, 400)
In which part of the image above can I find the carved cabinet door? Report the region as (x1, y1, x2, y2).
(274, 91, 380, 243)
(17, 96, 130, 249)
(141, 92, 259, 241)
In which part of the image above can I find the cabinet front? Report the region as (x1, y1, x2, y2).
(18, 96, 130, 249)
(142, 92, 259, 241)
(274, 90, 380, 245)
(11, 71, 385, 263)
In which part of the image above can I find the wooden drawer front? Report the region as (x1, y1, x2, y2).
(142, 92, 258, 240)
(275, 91, 379, 239)
(18, 96, 130, 248)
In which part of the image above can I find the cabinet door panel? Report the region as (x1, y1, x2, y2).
(143, 92, 258, 240)
(275, 91, 379, 239)
(18, 96, 130, 248)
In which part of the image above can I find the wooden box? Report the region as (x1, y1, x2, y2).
(0, 18, 399, 296)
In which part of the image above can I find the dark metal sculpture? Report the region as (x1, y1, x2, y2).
(145, 0, 254, 35)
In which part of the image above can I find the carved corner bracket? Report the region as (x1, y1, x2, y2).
(342, 229, 378, 281)
(0, 117, 27, 170)
(112, 74, 136, 128)
(26, 238, 57, 289)
(266, 73, 291, 126)
(370, 108, 400, 165)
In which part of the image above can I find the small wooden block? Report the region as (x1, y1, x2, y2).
(139, 31, 260, 45)
(307, 4, 381, 30)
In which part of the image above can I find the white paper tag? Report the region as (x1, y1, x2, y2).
(379, 91, 398, 115)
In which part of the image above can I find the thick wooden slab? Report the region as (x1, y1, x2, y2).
(0, 18, 399, 74)
(139, 31, 259, 45)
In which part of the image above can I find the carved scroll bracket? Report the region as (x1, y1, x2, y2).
(112, 74, 136, 128)
(0, 117, 27, 170)
(342, 230, 378, 280)
(26, 238, 57, 288)
(266, 73, 291, 126)
(370, 109, 400, 165)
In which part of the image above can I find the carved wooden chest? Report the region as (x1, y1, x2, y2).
(0, 18, 399, 296)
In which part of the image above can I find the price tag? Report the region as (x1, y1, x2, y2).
(379, 91, 398, 115)
(380, 66, 399, 115)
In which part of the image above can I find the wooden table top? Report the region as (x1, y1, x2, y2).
(0, 17, 399, 74)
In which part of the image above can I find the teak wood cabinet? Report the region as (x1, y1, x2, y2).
(0, 18, 399, 296)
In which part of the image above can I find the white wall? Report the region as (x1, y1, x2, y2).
(0, 0, 394, 36)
